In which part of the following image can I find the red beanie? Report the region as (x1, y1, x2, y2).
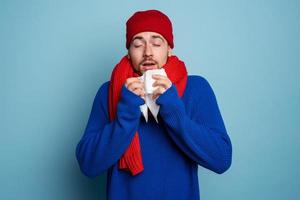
(126, 9, 174, 49)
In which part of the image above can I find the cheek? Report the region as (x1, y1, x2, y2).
(154, 48, 169, 66)
(129, 50, 144, 67)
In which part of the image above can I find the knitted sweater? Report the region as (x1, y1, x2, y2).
(76, 75, 232, 200)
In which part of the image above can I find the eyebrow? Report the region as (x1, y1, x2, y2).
(151, 35, 164, 42)
(131, 35, 165, 43)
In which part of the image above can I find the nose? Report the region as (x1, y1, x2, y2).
(143, 44, 153, 58)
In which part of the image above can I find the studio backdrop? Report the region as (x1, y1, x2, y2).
(1, 0, 299, 199)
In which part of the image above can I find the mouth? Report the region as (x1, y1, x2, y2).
(140, 61, 157, 71)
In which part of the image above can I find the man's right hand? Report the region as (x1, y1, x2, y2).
(124, 77, 145, 100)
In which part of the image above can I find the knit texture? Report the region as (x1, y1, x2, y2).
(76, 75, 232, 199)
(108, 55, 187, 176)
(126, 9, 174, 49)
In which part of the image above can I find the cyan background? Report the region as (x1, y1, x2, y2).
(1, 0, 299, 199)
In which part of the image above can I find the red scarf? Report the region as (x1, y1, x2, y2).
(108, 55, 188, 176)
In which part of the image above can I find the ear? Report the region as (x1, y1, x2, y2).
(168, 46, 172, 57)
(127, 53, 130, 59)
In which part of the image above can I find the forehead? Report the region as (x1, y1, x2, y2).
(131, 31, 166, 42)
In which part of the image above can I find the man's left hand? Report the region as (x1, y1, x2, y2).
(152, 74, 172, 100)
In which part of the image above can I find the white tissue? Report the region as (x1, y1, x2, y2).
(138, 68, 168, 123)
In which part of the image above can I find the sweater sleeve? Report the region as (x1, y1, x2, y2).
(156, 77, 232, 174)
(76, 82, 145, 178)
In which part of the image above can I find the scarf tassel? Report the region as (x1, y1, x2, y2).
(118, 133, 144, 175)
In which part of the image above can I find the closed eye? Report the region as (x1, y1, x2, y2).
(133, 44, 142, 48)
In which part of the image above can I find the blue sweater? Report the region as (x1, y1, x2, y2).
(76, 75, 232, 200)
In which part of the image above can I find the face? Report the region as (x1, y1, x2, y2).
(128, 31, 172, 75)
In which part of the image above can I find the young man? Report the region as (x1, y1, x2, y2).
(76, 9, 232, 200)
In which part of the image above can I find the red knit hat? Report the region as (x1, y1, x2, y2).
(126, 9, 174, 49)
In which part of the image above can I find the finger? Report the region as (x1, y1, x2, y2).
(133, 88, 145, 96)
(132, 88, 146, 97)
(152, 86, 166, 99)
(131, 88, 145, 97)
(136, 88, 146, 96)
(152, 74, 167, 79)
(125, 77, 143, 87)
(152, 79, 166, 87)
(151, 75, 171, 84)
(153, 79, 171, 89)
(127, 81, 144, 91)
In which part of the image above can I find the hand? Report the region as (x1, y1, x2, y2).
(124, 77, 145, 100)
(152, 74, 172, 100)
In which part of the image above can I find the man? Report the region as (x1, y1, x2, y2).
(76, 9, 232, 200)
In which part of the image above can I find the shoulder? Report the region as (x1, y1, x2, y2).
(90, 81, 110, 118)
(188, 75, 210, 84)
(183, 75, 218, 106)
(92, 81, 110, 109)
(96, 81, 110, 97)
(186, 75, 213, 93)
(183, 75, 221, 118)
